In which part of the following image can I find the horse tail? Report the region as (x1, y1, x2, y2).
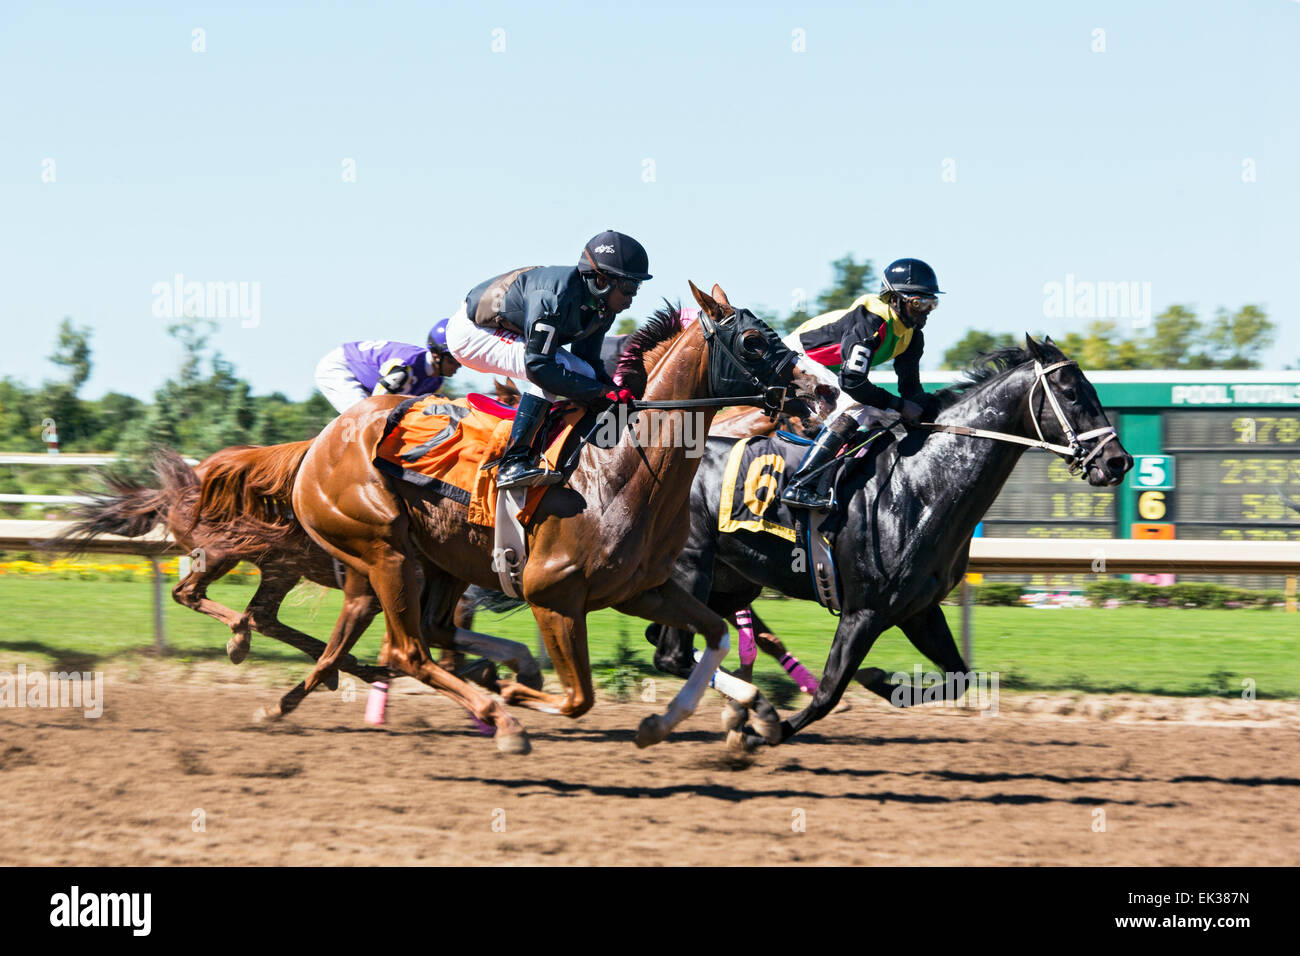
(192, 441, 313, 551)
(57, 447, 198, 554)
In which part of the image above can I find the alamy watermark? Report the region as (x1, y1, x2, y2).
(590, 406, 708, 459)
(151, 273, 261, 328)
(50, 886, 150, 935)
(0, 664, 103, 717)
(1042, 274, 1152, 329)
(889, 666, 1000, 715)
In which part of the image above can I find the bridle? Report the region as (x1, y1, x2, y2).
(629, 308, 793, 419)
(925, 359, 1119, 475)
(556, 307, 798, 474)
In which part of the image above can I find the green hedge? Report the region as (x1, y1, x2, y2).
(942, 579, 1287, 609)
(1084, 579, 1284, 609)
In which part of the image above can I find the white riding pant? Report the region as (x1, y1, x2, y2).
(445, 302, 595, 399)
(314, 346, 371, 413)
(780, 330, 870, 424)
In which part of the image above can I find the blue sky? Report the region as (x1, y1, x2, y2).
(2, 0, 1297, 400)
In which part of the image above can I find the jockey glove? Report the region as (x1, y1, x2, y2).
(373, 365, 411, 395)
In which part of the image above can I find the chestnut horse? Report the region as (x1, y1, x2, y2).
(58, 375, 541, 690)
(272, 283, 828, 753)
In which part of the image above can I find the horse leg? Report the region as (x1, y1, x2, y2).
(245, 567, 387, 689)
(170, 556, 247, 659)
(451, 627, 542, 690)
(748, 607, 824, 698)
(616, 580, 781, 748)
(494, 603, 593, 718)
(368, 547, 529, 753)
(857, 602, 972, 707)
(732, 607, 757, 683)
(766, 608, 885, 748)
(256, 567, 378, 721)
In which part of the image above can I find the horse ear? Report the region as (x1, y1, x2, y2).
(1024, 333, 1044, 361)
(690, 280, 724, 319)
(711, 284, 734, 314)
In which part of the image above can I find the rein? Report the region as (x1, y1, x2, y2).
(554, 308, 793, 473)
(646, 307, 790, 418)
(920, 359, 1118, 474)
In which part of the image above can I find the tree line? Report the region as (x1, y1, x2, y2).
(0, 258, 1283, 459)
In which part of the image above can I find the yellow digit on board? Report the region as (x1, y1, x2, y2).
(1138, 490, 1166, 520)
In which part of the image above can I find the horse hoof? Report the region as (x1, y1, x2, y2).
(226, 637, 249, 665)
(253, 706, 280, 723)
(750, 696, 783, 745)
(725, 729, 760, 753)
(720, 701, 747, 732)
(635, 714, 670, 749)
(496, 730, 531, 755)
(751, 715, 782, 745)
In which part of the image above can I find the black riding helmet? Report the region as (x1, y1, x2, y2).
(578, 230, 652, 302)
(881, 257, 943, 329)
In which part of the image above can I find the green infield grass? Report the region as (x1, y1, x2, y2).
(1, 576, 1295, 699)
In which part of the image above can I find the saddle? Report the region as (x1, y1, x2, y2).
(717, 415, 906, 613)
(373, 394, 587, 596)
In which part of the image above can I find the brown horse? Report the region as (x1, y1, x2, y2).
(62, 399, 538, 690)
(59, 445, 391, 684)
(271, 283, 828, 753)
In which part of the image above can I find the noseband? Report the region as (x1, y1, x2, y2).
(925, 360, 1118, 475)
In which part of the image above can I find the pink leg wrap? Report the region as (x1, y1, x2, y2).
(735, 607, 758, 668)
(780, 653, 819, 694)
(364, 682, 389, 726)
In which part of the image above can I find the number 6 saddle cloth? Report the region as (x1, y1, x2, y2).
(373, 393, 583, 528)
(718, 416, 898, 612)
(718, 432, 809, 542)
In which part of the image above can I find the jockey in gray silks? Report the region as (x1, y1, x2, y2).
(444, 230, 652, 488)
(780, 257, 944, 510)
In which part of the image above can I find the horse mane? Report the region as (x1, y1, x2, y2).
(614, 300, 686, 398)
(194, 441, 313, 546)
(931, 341, 1068, 410)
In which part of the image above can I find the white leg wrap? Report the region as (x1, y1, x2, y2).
(662, 628, 730, 730)
(692, 650, 760, 706)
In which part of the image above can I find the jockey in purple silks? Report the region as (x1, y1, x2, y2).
(314, 319, 462, 414)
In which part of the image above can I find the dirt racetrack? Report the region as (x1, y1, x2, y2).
(3, 674, 1298, 866)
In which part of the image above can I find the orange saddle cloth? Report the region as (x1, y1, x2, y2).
(373, 394, 583, 527)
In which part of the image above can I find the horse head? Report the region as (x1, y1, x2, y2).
(689, 280, 834, 421)
(1017, 334, 1133, 487)
(932, 335, 1132, 488)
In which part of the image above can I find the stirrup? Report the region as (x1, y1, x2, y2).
(782, 484, 833, 511)
(497, 459, 563, 489)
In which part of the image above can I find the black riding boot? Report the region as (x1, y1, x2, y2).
(780, 415, 856, 510)
(496, 393, 564, 489)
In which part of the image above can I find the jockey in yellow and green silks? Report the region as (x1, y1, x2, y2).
(781, 258, 943, 510)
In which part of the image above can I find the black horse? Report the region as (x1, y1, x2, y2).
(647, 335, 1133, 749)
